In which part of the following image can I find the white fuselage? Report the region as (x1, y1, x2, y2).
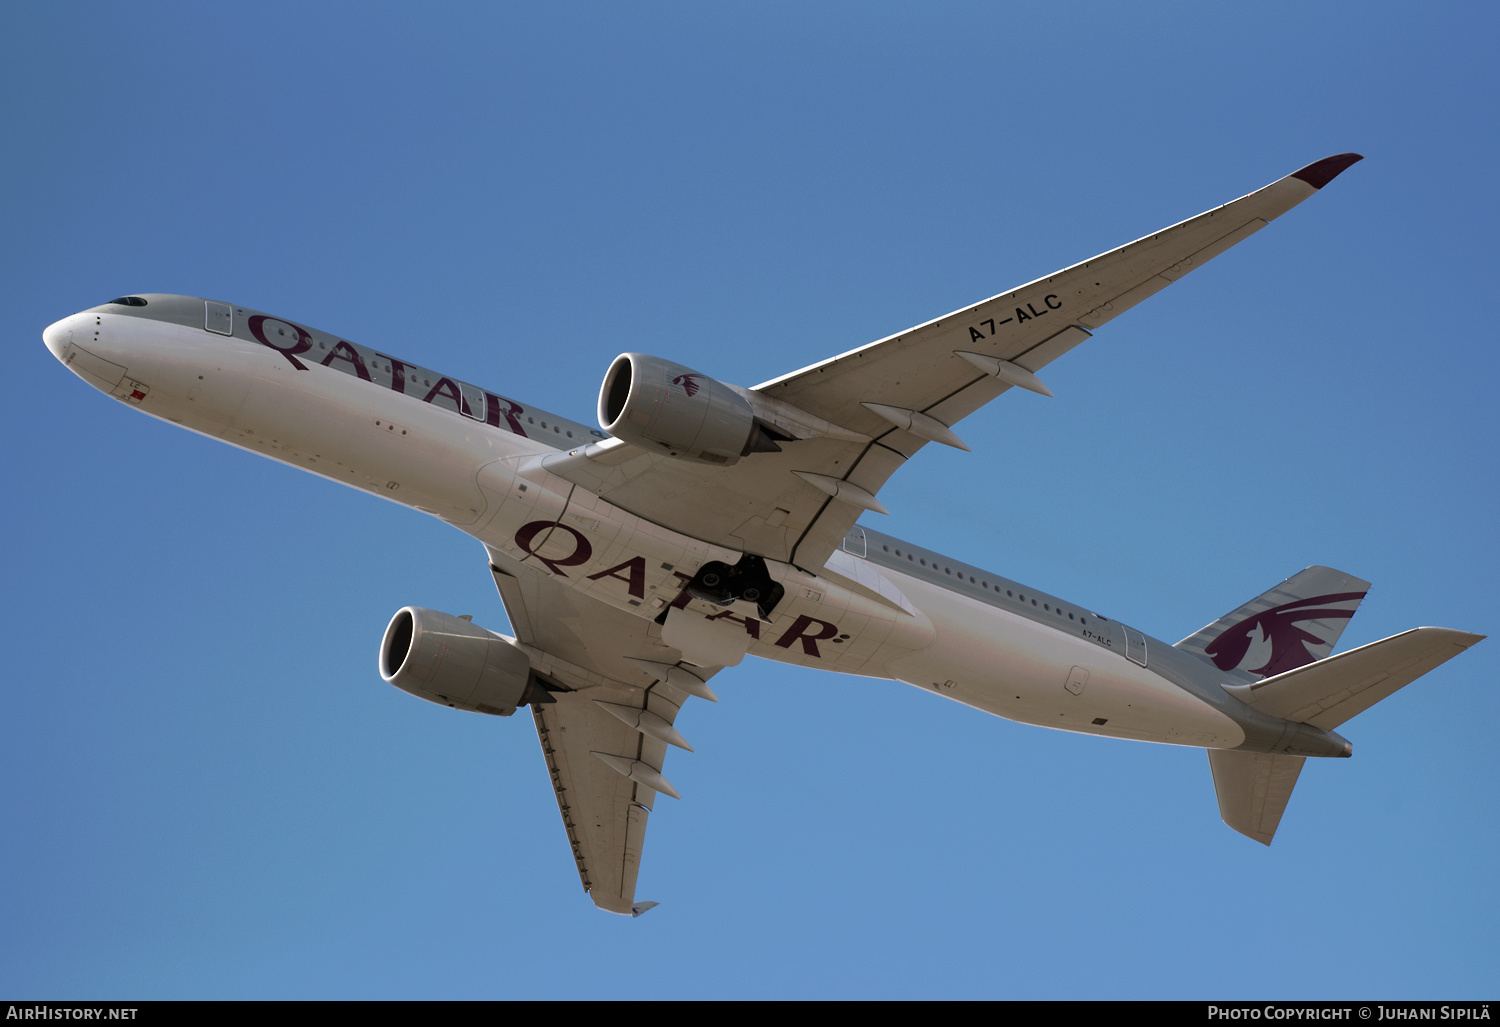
(45, 306, 1246, 750)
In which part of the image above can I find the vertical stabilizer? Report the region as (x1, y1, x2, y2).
(1176, 566, 1370, 679)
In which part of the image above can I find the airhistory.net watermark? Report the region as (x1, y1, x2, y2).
(5, 1008, 138, 1020)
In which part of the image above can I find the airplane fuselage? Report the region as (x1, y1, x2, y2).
(44, 295, 1350, 759)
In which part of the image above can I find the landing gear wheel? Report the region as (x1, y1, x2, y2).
(682, 555, 785, 619)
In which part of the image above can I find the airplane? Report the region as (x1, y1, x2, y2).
(42, 153, 1484, 917)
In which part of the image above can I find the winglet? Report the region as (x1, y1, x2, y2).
(1291, 153, 1364, 189)
(631, 901, 660, 918)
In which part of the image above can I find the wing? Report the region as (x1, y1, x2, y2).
(530, 155, 1362, 573)
(487, 545, 717, 916)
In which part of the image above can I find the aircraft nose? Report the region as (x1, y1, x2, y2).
(42, 315, 75, 362)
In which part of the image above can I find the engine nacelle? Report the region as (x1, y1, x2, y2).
(598, 352, 780, 465)
(379, 607, 532, 716)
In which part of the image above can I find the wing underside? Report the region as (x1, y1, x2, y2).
(533, 156, 1363, 572)
(487, 546, 713, 915)
(530, 689, 663, 916)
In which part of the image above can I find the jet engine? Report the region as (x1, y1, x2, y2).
(598, 352, 784, 465)
(379, 606, 536, 716)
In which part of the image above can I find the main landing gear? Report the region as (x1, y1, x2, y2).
(683, 554, 785, 621)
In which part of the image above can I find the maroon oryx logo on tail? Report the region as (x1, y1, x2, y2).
(672, 372, 705, 397)
(1205, 592, 1366, 678)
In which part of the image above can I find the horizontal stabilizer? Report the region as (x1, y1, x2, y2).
(1222, 627, 1484, 730)
(1208, 749, 1305, 845)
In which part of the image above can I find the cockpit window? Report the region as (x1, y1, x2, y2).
(107, 296, 149, 306)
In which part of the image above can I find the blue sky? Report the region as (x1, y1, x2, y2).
(3, 1, 1497, 999)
